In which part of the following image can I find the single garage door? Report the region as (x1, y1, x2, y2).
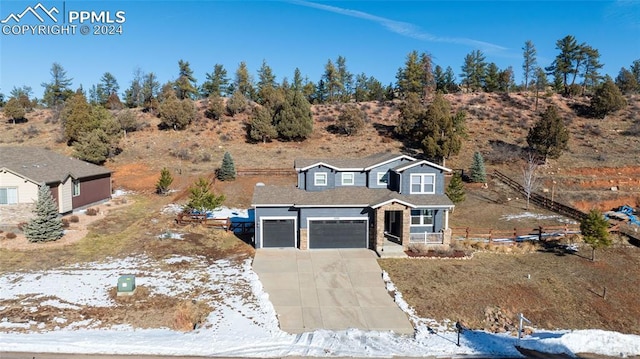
(262, 219, 296, 248)
(309, 219, 368, 249)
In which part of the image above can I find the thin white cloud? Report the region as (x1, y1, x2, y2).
(289, 0, 507, 52)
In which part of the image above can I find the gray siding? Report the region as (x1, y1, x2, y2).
(409, 209, 445, 233)
(398, 165, 445, 195)
(299, 207, 371, 229)
(254, 206, 299, 247)
(335, 171, 366, 187)
(367, 158, 413, 189)
(304, 166, 336, 191)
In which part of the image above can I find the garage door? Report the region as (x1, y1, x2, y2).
(309, 219, 368, 249)
(262, 219, 296, 248)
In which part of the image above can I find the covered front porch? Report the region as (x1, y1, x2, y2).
(373, 201, 452, 256)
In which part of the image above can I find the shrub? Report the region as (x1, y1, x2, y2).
(85, 208, 98, 216)
(69, 215, 80, 223)
(5, 232, 17, 239)
(61, 218, 70, 228)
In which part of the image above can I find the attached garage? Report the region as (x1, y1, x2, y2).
(261, 218, 296, 248)
(308, 218, 368, 249)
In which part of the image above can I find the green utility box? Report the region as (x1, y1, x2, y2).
(117, 275, 136, 296)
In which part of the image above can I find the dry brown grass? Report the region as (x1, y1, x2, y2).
(380, 245, 640, 335)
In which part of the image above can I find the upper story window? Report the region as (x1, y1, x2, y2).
(72, 179, 81, 196)
(314, 172, 327, 186)
(376, 171, 389, 186)
(341, 172, 354, 186)
(410, 174, 435, 194)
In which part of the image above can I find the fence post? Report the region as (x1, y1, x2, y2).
(514, 228, 518, 241)
(466, 227, 470, 240)
(538, 226, 543, 241)
(489, 229, 493, 243)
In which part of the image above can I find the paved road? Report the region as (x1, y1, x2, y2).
(252, 248, 414, 334)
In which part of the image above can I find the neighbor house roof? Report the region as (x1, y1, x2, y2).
(252, 185, 454, 209)
(0, 146, 111, 185)
(294, 152, 416, 172)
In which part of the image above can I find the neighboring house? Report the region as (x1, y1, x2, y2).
(252, 152, 454, 252)
(0, 147, 112, 214)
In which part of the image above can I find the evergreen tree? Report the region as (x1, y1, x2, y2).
(233, 61, 254, 99)
(533, 67, 548, 111)
(124, 68, 144, 108)
(445, 172, 466, 204)
(292, 68, 304, 92)
(74, 128, 112, 164)
(9, 86, 35, 111)
(580, 45, 603, 93)
(546, 35, 581, 95)
(116, 109, 139, 134)
(526, 105, 569, 162)
(460, 50, 486, 92)
(226, 90, 248, 116)
(23, 183, 63, 243)
(175, 60, 198, 100)
(141, 72, 160, 113)
(335, 105, 366, 136)
(469, 152, 487, 183)
(591, 77, 627, 118)
(323, 59, 342, 103)
(256, 59, 277, 105)
(484, 63, 500, 92)
(395, 92, 424, 138)
(580, 209, 611, 261)
(159, 92, 196, 130)
(366, 76, 385, 101)
(396, 50, 434, 99)
(522, 40, 538, 90)
(274, 90, 313, 140)
(248, 106, 277, 143)
(61, 91, 96, 144)
(419, 94, 466, 165)
(217, 152, 236, 181)
(205, 93, 225, 121)
(3, 98, 26, 123)
(631, 59, 640, 88)
(443, 66, 458, 93)
(184, 178, 225, 213)
(336, 55, 353, 101)
(354, 73, 369, 102)
(156, 167, 174, 195)
(615, 67, 639, 94)
(42, 63, 73, 108)
(96, 72, 120, 105)
(201, 64, 229, 97)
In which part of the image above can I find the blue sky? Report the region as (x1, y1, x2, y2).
(1, 0, 639, 99)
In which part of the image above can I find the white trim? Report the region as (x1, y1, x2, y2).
(0, 187, 19, 205)
(296, 162, 362, 172)
(341, 172, 355, 186)
(251, 204, 295, 207)
(259, 216, 297, 249)
(363, 155, 416, 170)
(370, 198, 417, 209)
(307, 216, 369, 249)
(445, 209, 449, 230)
(314, 172, 328, 186)
(410, 174, 436, 194)
(72, 179, 81, 197)
(394, 160, 452, 173)
(295, 204, 369, 208)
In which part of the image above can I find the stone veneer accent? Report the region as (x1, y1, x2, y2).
(299, 228, 308, 250)
(375, 202, 411, 252)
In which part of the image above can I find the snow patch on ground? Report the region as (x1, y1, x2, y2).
(0, 256, 638, 357)
(500, 212, 578, 224)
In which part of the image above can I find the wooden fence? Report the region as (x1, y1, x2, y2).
(493, 170, 588, 222)
(451, 224, 581, 244)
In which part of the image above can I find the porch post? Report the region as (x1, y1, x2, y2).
(444, 209, 449, 230)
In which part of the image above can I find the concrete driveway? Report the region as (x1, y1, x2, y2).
(252, 249, 414, 335)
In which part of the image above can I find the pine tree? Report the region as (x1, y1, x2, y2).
(274, 90, 313, 140)
(469, 152, 487, 183)
(61, 91, 97, 144)
(41, 63, 73, 108)
(205, 94, 225, 122)
(156, 167, 173, 195)
(446, 172, 466, 204)
(522, 40, 537, 90)
(201, 64, 229, 97)
(526, 105, 569, 162)
(159, 93, 196, 130)
(233, 61, 254, 100)
(336, 105, 366, 136)
(96, 72, 120, 106)
(3, 98, 26, 123)
(460, 50, 486, 92)
(615, 67, 639, 94)
(580, 209, 611, 261)
(226, 91, 248, 116)
(217, 152, 236, 181)
(23, 183, 63, 243)
(419, 94, 466, 165)
(590, 77, 627, 118)
(249, 107, 277, 143)
(184, 178, 225, 213)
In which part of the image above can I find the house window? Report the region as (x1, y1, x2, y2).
(376, 172, 389, 186)
(72, 180, 81, 197)
(342, 172, 354, 186)
(314, 172, 327, 186)
(0, 187, 18, 204)
(410, 209, 434, 226)
(410, 174, 435, 194)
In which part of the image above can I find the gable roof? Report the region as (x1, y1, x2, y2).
(294, 152, 416, 172)
(252, 185, 454, 209)
(0, 146, 111, 184)
(392, 160, 452, 173)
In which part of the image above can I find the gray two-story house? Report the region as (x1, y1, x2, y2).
(251, 152, 454, 253)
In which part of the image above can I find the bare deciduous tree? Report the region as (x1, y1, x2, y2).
(522, 151, 539, 210)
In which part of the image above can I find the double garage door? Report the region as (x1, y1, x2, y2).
(261, 218, 368, 249)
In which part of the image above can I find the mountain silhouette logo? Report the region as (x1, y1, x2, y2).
(1, 3, 59, 24)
